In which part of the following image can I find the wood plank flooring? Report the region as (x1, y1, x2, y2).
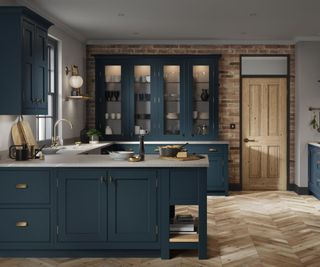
(1, 191, 320, 267)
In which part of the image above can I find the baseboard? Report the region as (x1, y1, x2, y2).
(288, 184, 309, 195)
(229, 184, 242, 191)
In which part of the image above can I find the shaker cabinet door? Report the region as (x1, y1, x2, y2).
(107, 170, 157, 242)
(57, 170, 107, 242)
(208, 155, 227, 192)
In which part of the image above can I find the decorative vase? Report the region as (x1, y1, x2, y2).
(200, 89, 209, 101)
(89, 134, 99, 144)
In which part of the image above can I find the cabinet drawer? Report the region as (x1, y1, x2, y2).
(0, 170, 50, 204)
(0, 209, 50, 242)
(170, 169, 198, 204)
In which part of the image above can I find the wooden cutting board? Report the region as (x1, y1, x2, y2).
(20, 120, 38, 149)
(160, 155, 204, 161)
(11, 119, 25, 146)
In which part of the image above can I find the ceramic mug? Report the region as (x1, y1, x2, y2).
(105, 113, 109, 119)
(110, 113, 116, 119)
(116, 113, 121, 119)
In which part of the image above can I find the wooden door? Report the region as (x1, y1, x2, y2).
(107, 170, 157, 242)
(242, 78, 287, 190)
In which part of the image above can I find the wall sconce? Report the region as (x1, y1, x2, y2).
(65, 65, 83, 96)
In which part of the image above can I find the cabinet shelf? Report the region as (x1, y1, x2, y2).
(66, 96, 91, 101)
(169, 233, 199, 243)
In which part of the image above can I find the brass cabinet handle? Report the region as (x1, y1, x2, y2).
(244, 138, 255, 143)
(16, 221, 28, 227)
(208, 148, 217, 152)
(16, 183, 28, 189)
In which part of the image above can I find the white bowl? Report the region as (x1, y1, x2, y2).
(109, 151, 134, 160)
(42, 147, 60, 154)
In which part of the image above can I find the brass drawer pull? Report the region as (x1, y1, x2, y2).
(16, 221, 28, 227)
(16, 183, 28, 189)
(208, 148, 217, 152)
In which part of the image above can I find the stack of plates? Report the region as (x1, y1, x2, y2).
(199, 112, 209, 120)
(166, 113, 179, 119)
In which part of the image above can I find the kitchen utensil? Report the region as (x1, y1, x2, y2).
(197, 125, 209, 135)
(9, 144, 29, 161)
(158, 143, 188, 157)
(11, 116, 25, 146)
(109, 151, 134, 161)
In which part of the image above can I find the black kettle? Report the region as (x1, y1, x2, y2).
(9, 144, 29, 161)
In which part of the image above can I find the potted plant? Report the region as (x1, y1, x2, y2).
(87, 128, 102, 144)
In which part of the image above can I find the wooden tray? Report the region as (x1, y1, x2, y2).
(160, 155, 204, 161)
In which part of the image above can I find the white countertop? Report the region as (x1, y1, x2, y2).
(0, 154, 209, 168)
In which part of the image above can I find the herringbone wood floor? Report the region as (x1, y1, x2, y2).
(1, 191, 320, 267)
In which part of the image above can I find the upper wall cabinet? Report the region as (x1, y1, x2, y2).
(95, 55, 220, 141)
(0, 7, 53, 115)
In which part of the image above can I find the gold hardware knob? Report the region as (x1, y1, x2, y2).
(16, 183, 28, 189)
(208, 148, 217, 152)
(16, 221, 28, 227)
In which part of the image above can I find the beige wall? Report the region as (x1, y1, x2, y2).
(86, 44, 295, 186)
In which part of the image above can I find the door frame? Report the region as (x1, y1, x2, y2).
(239, 54, 291, 190)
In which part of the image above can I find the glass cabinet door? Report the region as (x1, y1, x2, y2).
(104, 65, 123, 136)
(133, 65, 152, 135)
(163, 65, 181, 136)
(191, 65, 211, 137)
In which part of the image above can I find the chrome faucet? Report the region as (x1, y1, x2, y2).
(52, 118, 73, 147)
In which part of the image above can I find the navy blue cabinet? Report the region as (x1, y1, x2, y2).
(0, 7, 52, 115)
(95, 55, 220, 141)
(308, 145, 320, 199)
(106, 143, 229, 195)
(57, 169, 107, 242)
(108, 170, 158, 242)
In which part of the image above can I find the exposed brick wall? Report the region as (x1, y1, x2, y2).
(86, 44, 295, 185)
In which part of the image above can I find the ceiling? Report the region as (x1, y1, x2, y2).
(20, 0, 320, 43)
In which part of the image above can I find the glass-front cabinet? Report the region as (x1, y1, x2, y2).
(95, 55, 220, 141)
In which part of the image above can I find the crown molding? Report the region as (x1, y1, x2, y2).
(86, 39, 295, 45)
(16, 0, 86, 43)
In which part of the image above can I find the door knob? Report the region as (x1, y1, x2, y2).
(244, 138, 255, 143)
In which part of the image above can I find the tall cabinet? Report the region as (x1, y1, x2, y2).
(95, 55, 220, 140)
(0, 7, 53, 115)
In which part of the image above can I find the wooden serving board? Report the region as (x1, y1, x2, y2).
(160, 155, 203, 161)
(20, 120, 38, 149)
(11, 120, 25, 146)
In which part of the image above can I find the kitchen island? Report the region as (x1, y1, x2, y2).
(0, 151, 208, 259)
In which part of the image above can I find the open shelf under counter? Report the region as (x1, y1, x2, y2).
(169, 233, 199, 243)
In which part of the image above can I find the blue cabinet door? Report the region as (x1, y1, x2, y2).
(208, 154, 228, 194)
(57, 169, 107, 242)
(308, 145, 320, 199)
(108, 169, 157, 242)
